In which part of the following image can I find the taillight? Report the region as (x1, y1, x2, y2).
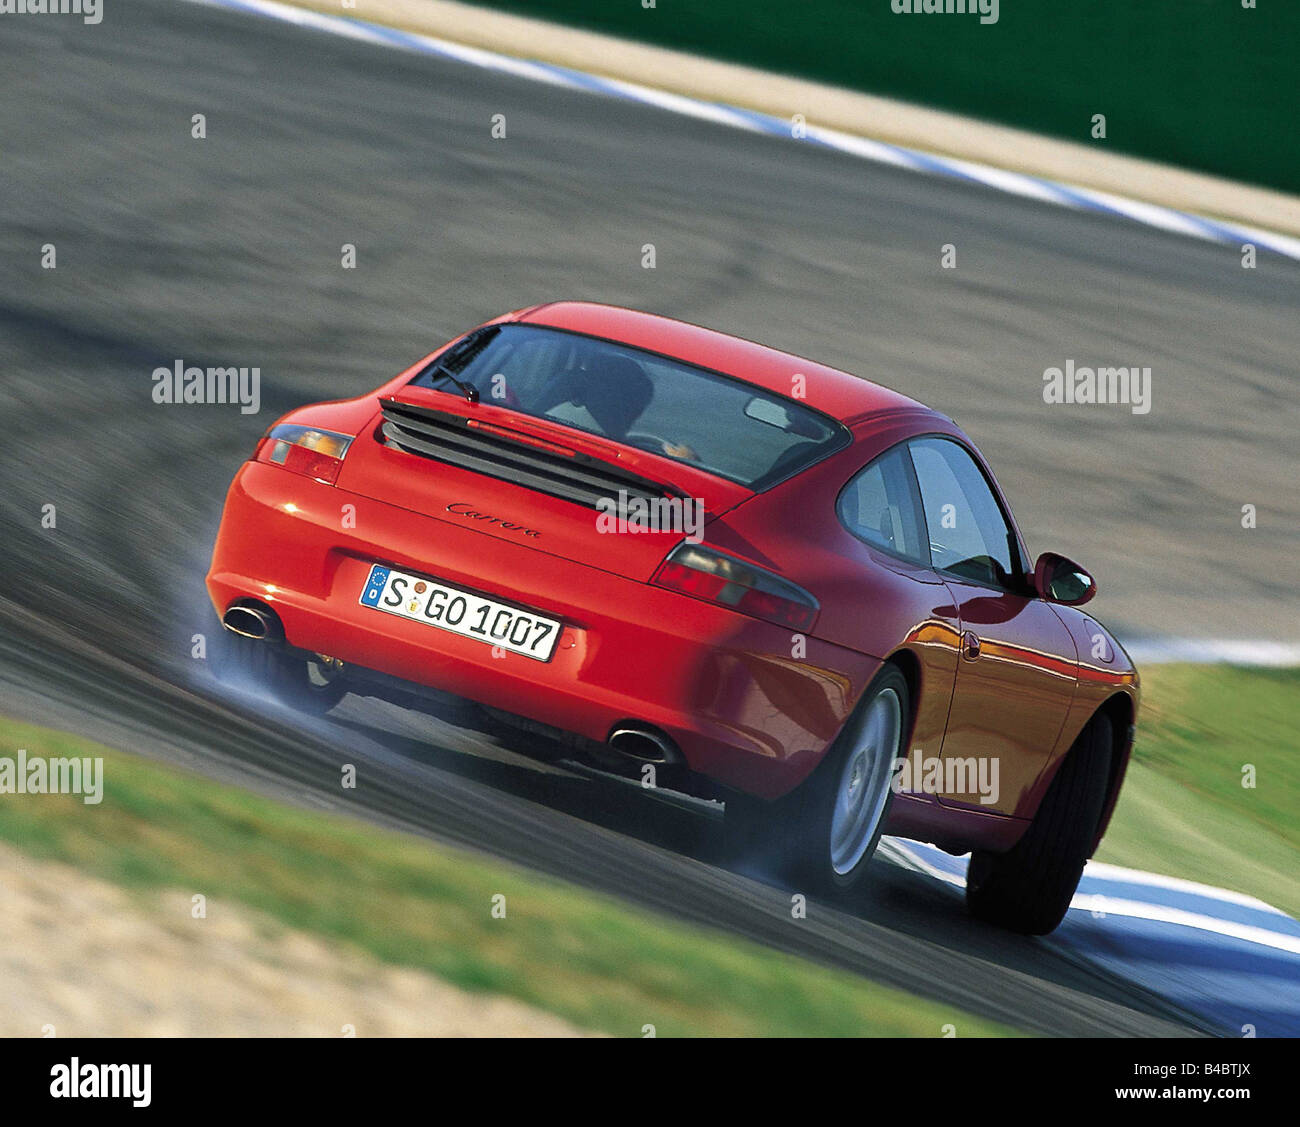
(255, 425, 354, 486)
(651, 543, 819, 631)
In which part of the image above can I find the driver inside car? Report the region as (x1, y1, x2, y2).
(540, 356, 700, 460)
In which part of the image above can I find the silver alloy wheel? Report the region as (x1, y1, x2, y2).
(828, 687, 902, 876)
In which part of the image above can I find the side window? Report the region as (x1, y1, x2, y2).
(837, 445, 926, 563)
(908, 437, 1020, 588)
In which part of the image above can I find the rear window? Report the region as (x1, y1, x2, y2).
(410, 324, 849, 489)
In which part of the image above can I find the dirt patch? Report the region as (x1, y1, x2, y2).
(0, 842, 591, 1037)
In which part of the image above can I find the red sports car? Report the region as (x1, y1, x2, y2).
(207, 302, 1137, 934)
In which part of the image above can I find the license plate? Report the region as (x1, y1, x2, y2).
(358, 564, 562, 662)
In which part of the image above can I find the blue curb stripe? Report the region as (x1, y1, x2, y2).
(890, 839, 1300, 1037)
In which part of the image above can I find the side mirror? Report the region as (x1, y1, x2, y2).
(1033, 552, 1096, 606)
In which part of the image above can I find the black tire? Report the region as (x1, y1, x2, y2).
(965, 712, 1113, 935)
(726, 665, 909, 894)
(212, 627, 347, 716)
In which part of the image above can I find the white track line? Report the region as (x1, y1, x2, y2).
(185, 0, 1300, 263)
(888, 840, 1299, 947)
(1122, 640, 1300, 667)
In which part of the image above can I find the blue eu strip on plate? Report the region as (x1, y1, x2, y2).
(361, 565, 390, 607)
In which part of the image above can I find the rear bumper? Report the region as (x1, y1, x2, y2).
(206, 461, 878, 798)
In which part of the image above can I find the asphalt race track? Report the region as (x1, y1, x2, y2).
(2, 0, 1297, 1035)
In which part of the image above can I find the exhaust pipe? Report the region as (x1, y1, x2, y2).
(607, 726, 679, 766)
(222, 604, 281, 642)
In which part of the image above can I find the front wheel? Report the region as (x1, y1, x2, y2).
(965, 712, 1113, 935)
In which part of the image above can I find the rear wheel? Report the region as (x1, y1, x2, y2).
(728, 666, 908, 893)
(213, 627, 347, 716)
(965, 712, 1113, 935)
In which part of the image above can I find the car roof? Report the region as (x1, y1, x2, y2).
(511, 302, 935, 425)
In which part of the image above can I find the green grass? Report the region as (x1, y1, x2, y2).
(0, 718, 1010, 1038)
(1096, 664, 1300, 918)
(0, 662, 1293, 1036)
(466, 0, 1300, 195)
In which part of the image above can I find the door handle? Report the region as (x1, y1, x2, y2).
(961, 630, 982, 660)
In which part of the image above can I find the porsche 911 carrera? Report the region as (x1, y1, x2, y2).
(206, 302, 1138, 934)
